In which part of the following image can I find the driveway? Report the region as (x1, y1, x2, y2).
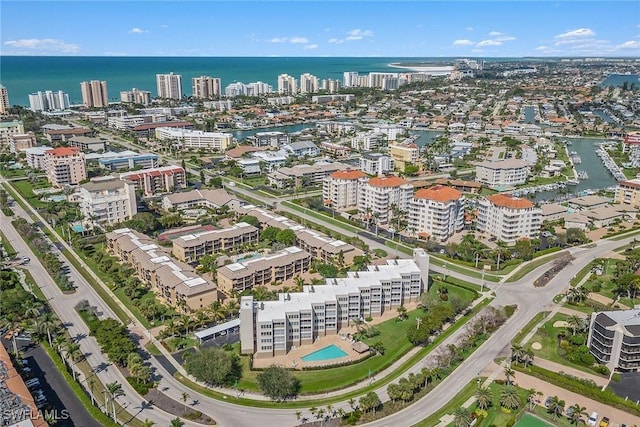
(609, 372, 640, 403)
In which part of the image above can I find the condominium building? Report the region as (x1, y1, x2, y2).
(322, 169, 367, 210)
(360, 152, 394, 176)
(299, 73, 319, 93)
(192, 76, 222, 99)
(388, 142, 419, 171)
(119, 165, 186, 196)
(78, 177, 137, 227)
(120, 88, 152, 106)
(267, 162, 350, 189)
(41, 124, 92, 143)
(352, 131, 385, 152)
(0, 84, 9, 114)
(28, 90, 70, 111)
(154, 127, 232, 152)
(321, 79, 341, 93)
(172, 222, 259, 263)
(240, 249, 430, 357)
(162, 188, 241, 211)
(277, 74, 297, 95)
(283, 141, 319, 157)
(250, 131, 290, 147)
(343, 71, 359, 87)
(156, 73, 183, 99)
(25, 146, 52, 169)
(0, 120, 24, 147)
(477, 194, 541, 243)
(475, 159, 531, 187)
(106, 228, 219, 312)
(588, 309, 640, 372)
(89, 150, 158, 171)
(217, 247, 312, 293)
(68, 136, 107, 152)
(312, 94, 354, 104)
(80, 80, 109, 108)
(43, 147, 87, 188)
(9, 132, 36, 154)
(615, 179, 640, 208)
(407, 185, 465, 241)
(368, 72, 399, 89)
(358, 176, 413, 224)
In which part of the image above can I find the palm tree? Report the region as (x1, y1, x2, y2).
(567, 315, 582, 336)
(500, 385, 521, 410)
(181, 392, 189, 405)
(38, 312, 58, 346)
(208, 301, 227, 323)
(170, 418, 184, 427)
(503, 366, 515, 385)
(547, 395, 565, 419)
(511, 343, 525, 366)
(568, 404, 588, 425)
(142, 419, 156, 427)
(106, 381, 125, 421)
(453, 407, 472, 427)
(22, 300, 42, 328)
(474, 386, 492, 410)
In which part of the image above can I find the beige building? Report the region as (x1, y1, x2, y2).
(154, 127, 232, 152)
(120, 88, 152, 105)
(388, 142, 419, 171)
(358, 175, 413, 224)
(172, 222, 260, 263)
(0, 120, 24, 147)
(408, 185, 465, 242)
(615, 179, 640, 208)
(192, 76, 221, 99)
(240, 249, 430, 357)
(80, 80, 109, 108)
(475, 159, 530, 187)
(120, 165, 186, 196)
(322, 169, 367, 210)
(43, 147, 87, 188)
(217, 247, 311, 294)
(106, 228, 218, 312)
(267, 162, 350, 189)
(78, 177, 137, 227)
(0, 84, 9, 114)
(162, 188, 241, 211)
(156, 73, 183, 99)
(477, 194, 541, 243)
(9, 132, 36, 154)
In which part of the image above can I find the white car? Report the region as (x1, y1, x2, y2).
(587, 412, 599, 426)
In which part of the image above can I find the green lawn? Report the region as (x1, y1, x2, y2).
(514, 413, 554, 427)
(506, 255, 558, 283)
(11, 179, 50, 209)
(429, 256, 501, 282)
(512, 311, 549, 346)
(412, 380, 478, 426)
(0, 230, 17, 257)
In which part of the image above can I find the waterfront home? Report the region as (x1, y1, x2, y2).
(566, 195, 611, 211)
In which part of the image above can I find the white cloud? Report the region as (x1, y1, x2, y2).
(3, 38, 79, 53)
(477, 39, 503, 47)
(304, 44, 318, 50)
(268, 37, 288, 43)
(347, 29, 373, 38)
(129, 27, 147, 34)
(495, 36, 516, 42)
(554, 28, 595, 39)
(488, 31, 503, 36)
(466, 26, 474, 31)
(289, 36, 309, 44)
(104, 51, 128, 56)
(328, 38, 342, 44)
(535, 46, 549, 51)
(453, 39, 474, 46)
(616, 40, 640, 49)
(160, 25, 169, 29)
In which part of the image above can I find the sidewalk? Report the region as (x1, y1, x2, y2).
(533, 358, 609, 388)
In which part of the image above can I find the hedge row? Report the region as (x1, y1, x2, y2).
(513, 364, 640, 416)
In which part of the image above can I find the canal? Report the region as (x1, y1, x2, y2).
(523, 106, 536, 124)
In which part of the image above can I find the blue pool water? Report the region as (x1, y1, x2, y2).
(72, 224, 86, 232)
(301, 345, 348, 362)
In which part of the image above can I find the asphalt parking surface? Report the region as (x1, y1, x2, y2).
(609, 372, 640, 403)
(3, 338, 101, 427)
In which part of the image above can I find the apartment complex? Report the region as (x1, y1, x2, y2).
(360, 152, 394, 176)
(41, 124, 92, 143)
(80, 80, 109, 108)
(475, 159, 531, 187)
(388, 142, 419, 171)
(240, 249, 430, 357)
(0, 120, 24, 146)
(78, 177, 137, 227)
(156, 73, 183, 99)
(615, 179, 640, 208)
(322, 169, 367, 210)
(217, 247, 312, 293)
(477, 194, 541, 242)
(28, 90, 70, 111)
(25, 146, 52, 169)
(120, 88, 152, 105)
(588, 309, 640, 372)
(268, 162, 350, 189)
(91, 150, 158, 171)
(106, 228, 218, 312)
(277, 74, 297, 95)
(358, 176, 413, 224)
(250, 131, 291, 147)
(9, 132, 36, 154)
(0, 84, 9, 114)
(408, 185, 465, 241)
(120, 165, 186, 196)
(162, 188, 241, 211)
(155, 127, 232, 151)
(68, 136, 107, 152)
(192, 76, 222, 99)
(43, 147, 87, 187)
(172, 222, 260, 263)
(299, 73, 319, 93)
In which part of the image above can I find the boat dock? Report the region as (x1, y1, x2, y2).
(570, 151, 582, 164)
(577, 170, 589, 179)
(596, 144, 626, 181)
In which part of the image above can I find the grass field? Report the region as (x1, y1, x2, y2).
(514, 413, 554, 427)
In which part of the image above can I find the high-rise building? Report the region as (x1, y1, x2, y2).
(192, 76, 221, 99)
(78, 177, 137, 227)
(120, 88, 152, 106)
(80, 80, 109, 108)
(0, 84, 9, 114)
(358, 175, 413, 225)
(156, 73, 183, 99)
(321, 79, 341, 93)
(477, 194, 541, 243)
(28, 90, 70, 112)
(343, 71, 359, 88)
(277, 74, 297, 95)
(407, 185, 465, 241)
(299, 73, 319, 93)
(43, 147, 87, 188)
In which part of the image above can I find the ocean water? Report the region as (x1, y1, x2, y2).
(2, 56, 533, 107)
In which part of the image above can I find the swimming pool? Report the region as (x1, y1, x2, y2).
(72, 224, 86, 233)
(301, 344, 348, 362)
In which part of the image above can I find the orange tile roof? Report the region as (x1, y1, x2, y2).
(368, 176, 409, 188)
(487, 194, 534, 209)
(46, 146, 81, 157)
(414, 185, 462, 202)
(330, 170, 366, 180)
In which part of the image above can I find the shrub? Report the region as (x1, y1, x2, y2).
(591, 284, 602, 292)
(592, 364, 610, 376)
(611, 373, 622, 382)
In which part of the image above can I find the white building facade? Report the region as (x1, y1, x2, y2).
(477, 194, 542, 243)
(154, 127, 232, 151)
(358, 176, 413, 224)
(78, 177, 137, 227)
(156, 73, 183, 99)
(407, 185, 465, 241)
(322, 170, 367, 210)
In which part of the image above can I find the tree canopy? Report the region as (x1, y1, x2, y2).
(184, 348, 241, 386)
(256, 365, 300, 402)
(238, 215, 261, 228)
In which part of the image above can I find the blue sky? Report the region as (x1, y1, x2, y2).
(1, 1, 639, 57)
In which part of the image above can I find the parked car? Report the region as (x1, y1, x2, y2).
(544, 396, 554, 408)
(599, 417, 609, 427)
(565, 406, 576, 418)
(587, 412, 599, 426)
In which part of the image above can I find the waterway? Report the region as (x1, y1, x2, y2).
(534, 137, 619, 201)
(600, 73, 640, 88)
(231, 123, 314, 141)
(523, 106, 536, 124)
(593, 109, 616, 124)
